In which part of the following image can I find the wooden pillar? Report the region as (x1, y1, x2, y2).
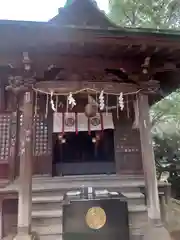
(0, 199, 3, 239)
(0, 82, 5, 111)
(17, 91, 33, 237)
(138, 94, 161, 221)
(138, 94, 171, 239)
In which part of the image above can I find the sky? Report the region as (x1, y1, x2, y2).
(0, 0, 109, 21)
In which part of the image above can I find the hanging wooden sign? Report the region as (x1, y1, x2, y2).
(53, 112, 114, 133)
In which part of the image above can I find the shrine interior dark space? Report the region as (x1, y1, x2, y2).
(52, 130, 115, 176)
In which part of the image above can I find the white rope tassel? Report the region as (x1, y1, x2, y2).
(50, 92, 56, 112)
(132, 98, 140, 129)
(45, 94, 49, 119)
(126, 95, 130, 118)
(116, 96, 119, 119)
(34, 91, 38, 116)
(99, 90, 105, 111)
(118, 92, 124, 111)
(67, 92, 76, 109)
(55, 95, 58, 111)
(106, 94, 109, 115)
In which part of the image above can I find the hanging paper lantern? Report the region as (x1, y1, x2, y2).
(84, 103, 97, 118)
(58, 134, 63, 140)
(92, 137, 96, 143)
(61, 138, 66, 144)
(95, 132, 101, 141)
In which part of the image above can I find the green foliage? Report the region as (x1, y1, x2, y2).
(151, 90, 180, 161)
(108, 0, 180, 196)
(108, 0, 180, 29)
(64, 0, 75, 7)
(151, 92, 180, 197)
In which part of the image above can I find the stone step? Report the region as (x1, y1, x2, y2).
(32, 217, 61, 226)
(32, 202, 62, 211)
(32, 209, 62, 219)
(38, 233, 142, 240)
(121, 192, 145, 205)
(30, 184, 140, 193)
(29, 181, 142, 194)
(129, 206, 148, 233)
(32, 195, 63, 211)
(128, 204, 147, 213)
(39, 234, 62, 240)
(32, 224, 62, 235)
(29, 177, 147, 240)
(32, 175, 144, 184)
(32, 191, 65, 198)
(32, 193, 144, 211)
(32, 195, 64, 203)
(32, 203, 145, 217)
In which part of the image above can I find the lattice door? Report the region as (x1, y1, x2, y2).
(33, 114, 51, 156)
(0, 114, 11, 161)
(0, 113, 11, 179)
(18, 113, 52, 175)
(33, 114, 52, 175)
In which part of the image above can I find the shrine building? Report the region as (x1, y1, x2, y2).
(0, 0, 179, 240)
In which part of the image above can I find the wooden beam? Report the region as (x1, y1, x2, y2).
(34, 81, 139, 95)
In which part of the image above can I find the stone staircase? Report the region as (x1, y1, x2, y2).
(32, 191, 63, 240)
(29, 175, 148, 240)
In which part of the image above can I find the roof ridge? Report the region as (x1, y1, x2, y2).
(64, 0, 97, 8)
(50, 0, 118, 29)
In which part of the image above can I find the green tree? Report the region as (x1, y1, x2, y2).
(151, 91, 180, 134)
(108, 0, 180, 29)
(150, 90, 180, 162)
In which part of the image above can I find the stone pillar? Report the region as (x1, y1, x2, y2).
(137, 94, 171, 240)
(16, 91, 33, 240)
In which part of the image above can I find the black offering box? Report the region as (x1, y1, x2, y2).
(63, 187, 130, 240)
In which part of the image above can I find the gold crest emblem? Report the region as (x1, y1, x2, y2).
(85, 207, 106, 229)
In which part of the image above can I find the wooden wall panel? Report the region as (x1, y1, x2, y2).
(113, 111, 143, 175)
(0, 164, 9, 179)
(2, 199, 18, 238)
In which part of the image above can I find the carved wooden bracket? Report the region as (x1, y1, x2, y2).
(6, 76, 35, 94)
(139, 80, 160, 94)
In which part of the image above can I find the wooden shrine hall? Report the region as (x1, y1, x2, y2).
(0, 0, 180, 239)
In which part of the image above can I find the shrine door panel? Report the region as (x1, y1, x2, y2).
(0, 113, 12, 179)
(33, 114, 52, 175)
(113, 112, 143, 175)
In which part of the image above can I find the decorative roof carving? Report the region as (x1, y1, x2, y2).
(6, 52, 35, 94)
(49, 0, 118, 29)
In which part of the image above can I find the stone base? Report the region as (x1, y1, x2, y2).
(13, 234, 32, 240)
(14, 232, 39, 240)
(143, 224, 171, 240)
